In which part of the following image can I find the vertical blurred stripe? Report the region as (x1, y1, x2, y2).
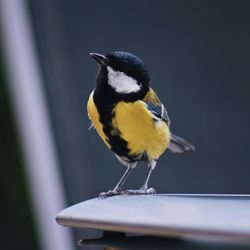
(0, 0, 74, 250)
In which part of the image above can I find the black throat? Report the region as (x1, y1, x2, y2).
(92, 66, 148, 161)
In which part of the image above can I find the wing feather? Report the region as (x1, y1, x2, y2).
(143, 88, 195, 154)
(143, 88, 170, 126)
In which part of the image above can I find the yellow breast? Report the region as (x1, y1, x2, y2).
(112, 101, 170, 160)
(87, 91, 111, 148)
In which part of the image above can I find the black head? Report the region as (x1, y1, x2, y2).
(90, 51, 150, 102)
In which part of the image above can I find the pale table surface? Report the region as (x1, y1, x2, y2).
(56, 194, 250, 244)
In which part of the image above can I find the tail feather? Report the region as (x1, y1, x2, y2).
(168, 133, 195, 153)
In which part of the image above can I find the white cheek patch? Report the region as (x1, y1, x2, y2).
(107, 66, 141, 94)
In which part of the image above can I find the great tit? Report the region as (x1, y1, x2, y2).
(87, 51, 195, 197)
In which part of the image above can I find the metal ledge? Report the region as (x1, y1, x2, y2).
(56, 194, 250, 241)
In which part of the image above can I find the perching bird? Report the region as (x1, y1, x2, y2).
(87, 51, 195, 197)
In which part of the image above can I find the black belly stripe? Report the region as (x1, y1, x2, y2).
(93, 91, 137, 162)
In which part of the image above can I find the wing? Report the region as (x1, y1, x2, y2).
(143, 88, 171, 126)
(143, 88, 195, 154)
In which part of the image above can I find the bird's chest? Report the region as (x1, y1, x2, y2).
(112, 101, 170, 160)
(87, 91, 131, 158)
(87, 91, 111, 148)
(88, 91, 170, 160)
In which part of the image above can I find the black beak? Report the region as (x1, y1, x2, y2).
(89, 52, 108, 66)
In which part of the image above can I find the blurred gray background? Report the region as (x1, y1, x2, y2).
(1, 0, 250, 249)
(29, 0, 250, 198)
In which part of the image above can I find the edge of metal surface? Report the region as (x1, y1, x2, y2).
(56, 194, 250, 240)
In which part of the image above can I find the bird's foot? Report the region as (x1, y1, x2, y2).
(124, 187, 156, 195)
(99, 188, 122, 198)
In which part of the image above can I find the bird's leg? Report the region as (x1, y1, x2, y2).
(99, 166, 134, 198)
(140, 168, 154, 191)
(113, 166, 133, 192)
(125, 160, 156, 195)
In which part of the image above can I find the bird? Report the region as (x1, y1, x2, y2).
(87, 51, 195, 197)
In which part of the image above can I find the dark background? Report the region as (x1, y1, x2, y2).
(1, 0, 250, 249)
(28, 0, 250, 199)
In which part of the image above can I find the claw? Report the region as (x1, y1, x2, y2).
(146, 187, 156, 194)
(99, 187, 156, 198)
(124, 187, 156, 195)
(99, 188, 122, 198)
